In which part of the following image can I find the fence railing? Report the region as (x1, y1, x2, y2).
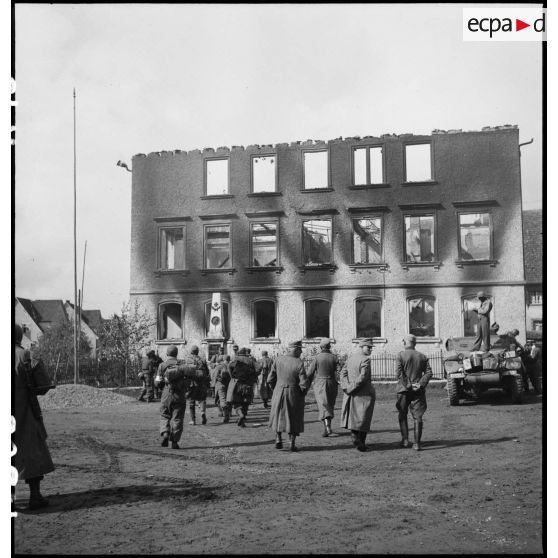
(368, 350, 445, 380)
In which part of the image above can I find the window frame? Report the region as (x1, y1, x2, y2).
(204, 157, 231, 197)
(403, 141, 435, 184)
(351, 144, 386, 187)
(402, 211, 438, 265)
(248, 220, 280, 268)
(203, 222, 233, 271)
(301, 148, 331, 191)
(303, 297, 332, 341)
(156, 224, 187, 272)
(251, 298, 279, 342)
(250, 153, 278, 194)
(456, 210, 494, 263)
(406, 294, 438, 340)
(354, 296, 383, 339)
(461, 294, 495, 337)
(301, 217, 334, 267)
(350, 214, 385, 266)
(157, 301, 184, 343)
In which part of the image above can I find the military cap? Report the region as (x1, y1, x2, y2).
(190, 345, 199, 354)
(166, 345, 178, 357)
(232, 344, 239, 350)
(237, 347, 247, 356)
(510, 329, 519, 337)
(146, 350, 156, 358)
(288, 340, 303, 349)
(319, 337, 331, 348)
(403, 334, 417, 346)
(358, 338, 374, 348)
(261, 350, 269, 356)
(477, 291, 487, 299)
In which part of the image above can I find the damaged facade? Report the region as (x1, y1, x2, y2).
(129, 126, 527, 358)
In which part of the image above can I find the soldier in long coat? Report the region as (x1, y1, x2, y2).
(13, 324, 55, 510)
(227, 348, 259, 427)
(471, 291, 493, 352)
(267, 341, 309, 452)
(340, 338, 376, 452)
(307, 338, 339, 437)
(257, 350, 273, 408)
(214, 356, 232, 423)
(395, 334, 432, 451)
(184, 346, 210, 425)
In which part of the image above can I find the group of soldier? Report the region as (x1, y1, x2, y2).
(142, 334, 433, 453)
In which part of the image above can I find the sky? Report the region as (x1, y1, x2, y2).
(13, 3, 543, 318)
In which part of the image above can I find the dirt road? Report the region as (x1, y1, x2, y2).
(13, 384, 543, 554)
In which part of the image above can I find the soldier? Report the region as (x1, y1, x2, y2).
(157, 345, 201, 449)
(138, 350, 157, 402)
(267, 340, 309, 452)
(395, 334, 433, 451)
(215, 356, 232, 423)
(184, 346, 210, 426)
(227, 348, 259, 427)
(257, 350, 273, 408)
(340, 338, 375, 452)
(307, 338, 339, 437)
(152, 352, 164, 400)
(209, 346, 225, 368)
(471, 291, 493, 352)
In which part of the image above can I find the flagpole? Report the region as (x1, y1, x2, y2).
(73, 88, 79, 384)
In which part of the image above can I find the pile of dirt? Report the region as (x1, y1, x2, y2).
(39, 384, 135, 410)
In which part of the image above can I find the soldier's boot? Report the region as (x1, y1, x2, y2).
(188, 407, 196, 426)
(275, 432, 283, 449)
(325, 417, 333, 436)
(222, 404, 230, 423)
(161, 432, 169, 447)
(263, 399, 269, 409)
(399, 417, 411, 448)
(350, 430, 360, 446)
(171, 441, 180, 449)
(289, 434, 299, 452)
(357, 431, 368, 452)
(199, 400, 207, 424)
(413, 421, 423, 451)
(28, 478, 49, 510)
(237, 409, 246, 428)
(321, 420, 329, 437)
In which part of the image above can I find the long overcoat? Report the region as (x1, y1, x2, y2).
(339, 352, 375, 432)
(267, 354, 308, 435)
(257, 356, 273, 401)
(13, 344, 55, 481)
(307, 350, 339, 420)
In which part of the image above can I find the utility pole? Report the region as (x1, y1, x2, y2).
(73, 88, 79, 384)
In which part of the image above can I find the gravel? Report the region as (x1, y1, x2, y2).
(39, 384, 136, 410)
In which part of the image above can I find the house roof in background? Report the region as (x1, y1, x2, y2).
(16, 297, 43, 328)
(28, 299, 69, 328)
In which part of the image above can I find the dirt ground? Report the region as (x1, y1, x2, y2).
(13, 384, 543, 555)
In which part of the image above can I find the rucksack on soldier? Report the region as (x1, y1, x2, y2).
(165, 363, 183, 386)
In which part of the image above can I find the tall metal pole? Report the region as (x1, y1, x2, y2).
(73, 88, 79, 384)
(79, 240, 87, 339)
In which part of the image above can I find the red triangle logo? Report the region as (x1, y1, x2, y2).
(516, 19, 530, 31)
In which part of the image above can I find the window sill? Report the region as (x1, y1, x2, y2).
(401, 180, 439, 187)
(349, 263, 388, 272)
(455, 259, 498, 268)
(414, 337, 442, 344)
(401, 261, 441, 270)
(200, 194, 234, 200)
(201, 268, 237, 276)
(247, 192, 282, 197)
(250, 338, 281, 344)
(303, 338, 336, 344)
(245, 266, 283, 274)
(300, 187, 334, 193)
(298, 264, 337, 274)
(348, 183, 391, 190)
(156, 339, 186, 345)
(351, 337, 387, 344)
(154, 269, 189, 277)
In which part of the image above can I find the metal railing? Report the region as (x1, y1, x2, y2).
(368, 350, 444, 380)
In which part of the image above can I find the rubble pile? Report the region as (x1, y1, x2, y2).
(39, 384, 134, 410)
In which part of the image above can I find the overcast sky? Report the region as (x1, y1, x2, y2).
(14, 3, 543, 317)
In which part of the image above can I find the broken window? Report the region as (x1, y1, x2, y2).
(305, 299, 330, 339)
(302, 219, 332, 265)
(405, 143, 432, 182)
(205, 158, 229, 196)
(251, 222, 278, 266)
(408, 296, 436, 337)
(355, 298, 382, 338)
(352, 217, 382, 264)
(159, 302, 182, 340)
(159, 227, 185, 270)
(253, 300, 277, 339)
(205, 225, 231, 269)
(303, 150, 329, 189)
(458, 213, 492, 261)
(405, 215, 435, 262)
(252, 155, 276, 193)
(353, 146, 383, 185)
(462, 294, 494, 337)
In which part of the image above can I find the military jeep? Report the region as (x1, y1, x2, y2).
(443, 335, 525, 405)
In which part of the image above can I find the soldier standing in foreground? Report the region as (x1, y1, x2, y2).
(227, 348, 259, 427)
(307, 338, 339, 437)
(138, 350, 157, 402)
(214, 356, 232, 423)
(184, 346, 211, 425)
(257, 350, 273, 408)
(471, 291, 493, 352)
(395, 334, 433, 451)
(267, 341, 309, 452)
(340, 338, 375, 452)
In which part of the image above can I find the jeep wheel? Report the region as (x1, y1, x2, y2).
(447, 377, 460, 406)
(510, 374, 524, 404)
